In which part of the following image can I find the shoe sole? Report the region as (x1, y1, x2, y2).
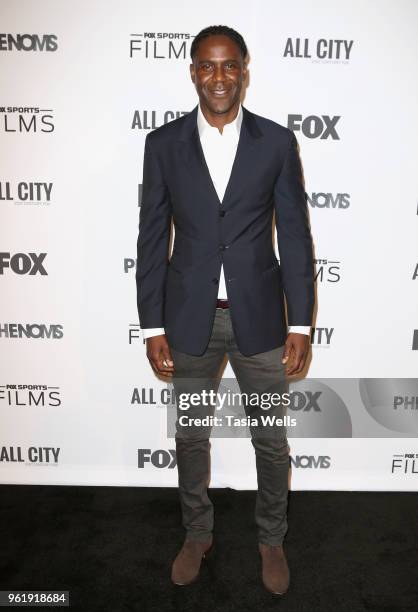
(265, 586, 288, 596)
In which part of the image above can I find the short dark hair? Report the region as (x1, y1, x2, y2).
(190, 25, 248, 60)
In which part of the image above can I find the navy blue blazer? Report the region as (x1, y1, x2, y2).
(136, 105, 315, 356)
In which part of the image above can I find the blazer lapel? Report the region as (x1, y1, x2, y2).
(221, 106, 262, 208)
(178, 104, 263, 208)
(178, 106, 222, 206)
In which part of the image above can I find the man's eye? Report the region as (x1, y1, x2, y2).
(201, 63, 212, 70)
(225, 63, 236, 69)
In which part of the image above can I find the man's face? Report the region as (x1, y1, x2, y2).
(190, 35, 247, 115)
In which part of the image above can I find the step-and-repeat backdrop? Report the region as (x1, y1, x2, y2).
(1, 0, 417, 490)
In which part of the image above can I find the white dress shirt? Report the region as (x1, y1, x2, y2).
(142, 104, 310, 339)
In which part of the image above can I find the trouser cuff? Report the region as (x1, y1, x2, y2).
(258, 536, 285, 546)
(185, 531, 213, 542)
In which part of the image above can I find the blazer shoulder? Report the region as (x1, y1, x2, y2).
(145, 111, 190, 148)
(247, 109, 294, 146)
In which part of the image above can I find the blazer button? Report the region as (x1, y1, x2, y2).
(219, 210, 226, 217)
(212, 278, 219, 284)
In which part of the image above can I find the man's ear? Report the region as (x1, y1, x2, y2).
(190, 63, 195, 84)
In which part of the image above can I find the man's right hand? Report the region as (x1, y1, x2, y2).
(146, 334, 174, 377)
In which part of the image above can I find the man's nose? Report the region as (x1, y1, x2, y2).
(213, 64, 226, 82)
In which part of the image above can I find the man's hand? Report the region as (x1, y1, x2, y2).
(282, 332, 310, 376)
(146, 334, 174, 377)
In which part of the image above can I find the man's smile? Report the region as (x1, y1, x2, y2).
(210, 89, 229, 97)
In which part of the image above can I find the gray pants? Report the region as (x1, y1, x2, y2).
(170, 308, 290, 546)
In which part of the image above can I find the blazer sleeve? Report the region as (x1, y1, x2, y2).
(136, 133, 172, 328)
(273, 132, 315, 326)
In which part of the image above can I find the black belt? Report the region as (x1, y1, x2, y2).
(216, 299, 229, 309)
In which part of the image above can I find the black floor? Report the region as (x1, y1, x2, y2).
(0, 486, 417, 611)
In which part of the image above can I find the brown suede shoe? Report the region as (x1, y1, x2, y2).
(171, 536, 213, 585)
(258, 543, 290, 595)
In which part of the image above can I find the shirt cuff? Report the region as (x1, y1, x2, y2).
(141, 327, 165, 340)
(288, 325, 311, 336)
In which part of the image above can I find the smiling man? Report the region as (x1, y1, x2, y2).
(136, 25, 315, 595)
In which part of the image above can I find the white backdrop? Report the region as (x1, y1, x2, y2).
(1, 0, 417, 490)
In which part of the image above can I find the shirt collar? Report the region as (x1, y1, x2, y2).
(197, 103, 243, 137)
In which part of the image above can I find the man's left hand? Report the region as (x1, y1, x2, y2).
(282, 333, 310, 376)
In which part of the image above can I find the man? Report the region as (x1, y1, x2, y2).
(136, 25, 315, 595)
